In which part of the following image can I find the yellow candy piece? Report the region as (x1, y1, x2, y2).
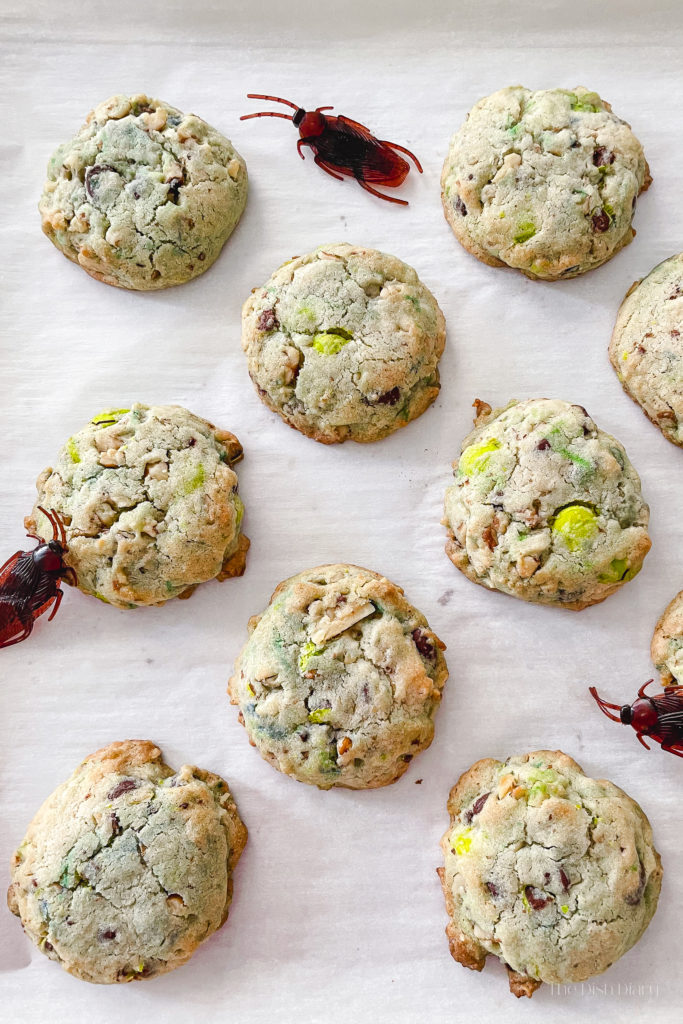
(308, 707, 331, 724)
(312, 332, 352, 355)
(552, 505, 599, 550)
(91, 408, 130, 426)
(452, 828, 473, 856)
(458, 439, 501, 476)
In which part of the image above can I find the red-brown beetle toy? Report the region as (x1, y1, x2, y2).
(589, 681, 683, 759)
(0, 507, 76, 649)
(241, 93, 422, 205)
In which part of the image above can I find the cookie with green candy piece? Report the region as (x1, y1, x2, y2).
(441, 86, 650, 280)
(7, 740, 247, 984)
(241, 243, 446, 443)
(609, 253, 683, 445)
(228, 564, 448, 789)
(438, 750, 662, 998)
(25, 403, 249, 609)
(443, 398, 651, 609)
(651, 588, 683, 687)
(39, 93, 247, 289)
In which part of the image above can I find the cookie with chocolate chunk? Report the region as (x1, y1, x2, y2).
(241, 243, 446, 443)
(438, 750, 662, 997)
(228, 564, 448, 788)
(25, 403, 248, 608)
(443, 398, 651, 609)
(7, 740, 247, 984)
(39, 93, 247, 289)
(442, 86, 650, 280)
(609, 253, 683, 445)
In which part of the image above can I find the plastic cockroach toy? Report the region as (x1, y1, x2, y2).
(0, 507, 75, 649)
(241, 93, 422, 205)
(589, 682, 683, 758)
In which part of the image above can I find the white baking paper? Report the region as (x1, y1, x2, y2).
(1, 1, 681, 1021)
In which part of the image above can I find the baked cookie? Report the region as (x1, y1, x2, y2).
(241, 243, 445, 443)
(7, 740, 247, 984)
(609, 253, 683, 445)
(438, 750, 662, 998)
(443, 398, 651, 610)
(651, 589, 683, 686)
(39, 93, 247, 289)
(228, 564, 448, 788)
(442, 86, 650, 280)
(25, 403, 248, 608)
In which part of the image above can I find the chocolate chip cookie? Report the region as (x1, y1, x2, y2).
(442, 87, 650, 280)
(443, 398, 651, 609)
(40, 93, 247, 289)
(7, 741, 247, 984)
(25, 404, 248, 608)
(228, 564, 448, 788)
(241, 243, 446, 443)
(438, 751, 662, 997)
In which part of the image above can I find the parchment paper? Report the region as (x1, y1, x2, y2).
(1, 2, 681, 1021)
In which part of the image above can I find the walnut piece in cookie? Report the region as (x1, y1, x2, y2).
(25, 403, 248, 608)
(7, 740, 247, 984)
(39, 94, 247, 289)
(438, 751, 662, 997)
(442, 86, 650, 280)
(443, 398, 651, 609)
(228, 564, 448, 789)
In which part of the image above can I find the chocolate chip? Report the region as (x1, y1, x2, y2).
(402, 754, 413, 763)
(151, 269, 161, 280)
(536, 439, 551, 451)
(592, 210, 610, 233)
(375, 386, 401, 405)
(198, 252, 206, 261)
(298, 730, 309, 742)
(110, 812, 121, 835)
(454, 196, 467, 216)
(672, 329, 680, 338)
(625, 859, 646, 905)
(98, 928, 117, 941)
(524, 885, 552, 910)
(412, 628, 436, 660)
(107, 779, 138, 800)
(257, 309, 279, 332)
(166, 176, 183, 203)
(559, 868, 570, 892)
(44, 941, 54, 952)
(593, 147, 615, 167)
(179, 802, 189, 809)
(471, 792, 490, 816)
(486, 881, 499, 897)
(84, 164, 115, 200)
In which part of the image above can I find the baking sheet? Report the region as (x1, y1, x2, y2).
(1, 1, 682, 1021)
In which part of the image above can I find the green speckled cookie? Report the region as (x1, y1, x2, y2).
(443, 399, 651, 609)
(438, 751, 662, 998)
(228, 564, 448, 789)
(241, 243, 446, 443)
(7, 741, 247, 984)
(441, 86, 650, 280)
(25, 403, 248, 608)
(40, 94, 247, 289)
(651, 589, 683, 686)
(609, 253, 683, 445)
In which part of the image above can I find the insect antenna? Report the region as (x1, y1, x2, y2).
(588, 686, 623, 722)
(241, 94, 301, 121)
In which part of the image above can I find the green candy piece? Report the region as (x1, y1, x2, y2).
(308, 707, 331, 724)
(182, 463, 205, 495)
(571, 91, 602, 113)
(299, 641, 325, 671)
(91, 408, 130, 426)
(234, 494, 244, 529)
(459, 438, 501, 476)
(66, 437, 81, 463)
(598, 557, 634, 583)
(513, 222, 536, 244)
(561, 904, 569, 914)
(552, 504, 599, 550)
(312, 329, 353, 355)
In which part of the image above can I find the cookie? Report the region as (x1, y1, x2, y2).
(39, 93, 247, 290)
(438, 750, 662, 998)
(609, 253, 683, 445)
(7, 740, 247, 984)
(241, 243, 445, 443)
(441, 86, 650, 280)
(443, 398, 651, 610)
(228, 564, 447, 789)
(651, 589, 683, 686)
(25, 403, 248, 609)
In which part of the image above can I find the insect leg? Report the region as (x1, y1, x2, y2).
(297, 138, 319, 161)
(660, 744, 683, 759)
(637, 679, 655, 699)
(314, 155, 345, 181)
(47, 589, 63, 622)
(0, 621, 33, 649)
(315, 106, 334, 113)
(635, 732, 651, 750)
(0, 551, 22, 575)
(356, 177, 409, 206)
(381, 141, 423, 173)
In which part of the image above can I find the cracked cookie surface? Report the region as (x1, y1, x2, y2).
(438, 750, 662, 997)
(39, 93, 247, 290)
(443, 398, 651, 610)
(228, 564, 448, 788)
(26, 403, 248, 609)
(441, 86, 650, 280)
(241, 243, 446, 443)
(651, 589, 683, 686)
(7, 740, 247, 984)
(609, 253, 683, 445)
